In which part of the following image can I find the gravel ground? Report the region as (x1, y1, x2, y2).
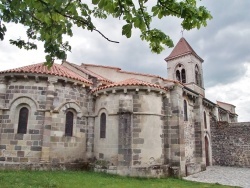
(183, 166, 250, 188)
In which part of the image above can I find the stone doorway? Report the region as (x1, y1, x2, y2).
(205, 136, 210, 166)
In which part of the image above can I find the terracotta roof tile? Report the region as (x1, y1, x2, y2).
(68, 63, 113, 83)
(0, 63, 92, 84)
(92, 78, 167, 92)
(165, 37, 203, 62)
(217, 101, 236, 107)
(83, 63, 168, 80)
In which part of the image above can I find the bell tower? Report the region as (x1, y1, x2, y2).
(165, 38, 205, 96)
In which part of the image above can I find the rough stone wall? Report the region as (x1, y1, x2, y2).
(131, 93, 163, 167)
(184, 121, 195, 164)
(0, 78, 46, 163)
(211, 120, 250, 167)
(0, 77, 91, 164)
(49, 83, 89, 163)
(93, 93, 122, 165)
(94, 89, 165, 174)
(193, 97, 203, 161)
(183, 95, 198, 165)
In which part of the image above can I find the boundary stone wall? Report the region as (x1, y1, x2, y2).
(211, 120, 250, 167)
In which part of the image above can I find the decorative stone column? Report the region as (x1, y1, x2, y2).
(213, 106, 219, 121)
(0, 77, 7, 145)
(118, 111, 132, 167)
(193, 95, 204, 164)
(162, 96, 170, 165)
(86, 116, 95, 159)
(40, 77, 57, 162)
(86, 95, 95, 159)
(168, 85, 185, 176)
(0, 76, 6, 110)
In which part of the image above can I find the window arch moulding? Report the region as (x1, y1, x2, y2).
(9, 97, 37, 134)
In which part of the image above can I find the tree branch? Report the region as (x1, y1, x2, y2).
(36, 0, 119, 43)
(93, 28, 119, 43)
(158, 0, 180, 15)
(138, 0, 150, 30)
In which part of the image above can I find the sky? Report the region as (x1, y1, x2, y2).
(0, 0, 250, 121)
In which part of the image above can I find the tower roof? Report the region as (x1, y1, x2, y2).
(165, 37, 203, 62)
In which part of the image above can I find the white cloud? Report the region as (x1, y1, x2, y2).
(206, 63, 250, 122)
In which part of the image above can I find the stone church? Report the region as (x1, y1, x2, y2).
(0, 38, 241, 176)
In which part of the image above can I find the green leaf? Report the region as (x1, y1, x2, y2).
(122, 23, 132, 38)
(92, 0, 100, 5)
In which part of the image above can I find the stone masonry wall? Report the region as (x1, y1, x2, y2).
(0, 78, 47, 163)
(211, 120, 250, 167)
(131, 92, 163, 167)
(94, 89, 166, 176)
(0, 77, 91, 164)
(49, 82, 89, 163)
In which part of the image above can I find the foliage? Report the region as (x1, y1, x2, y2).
(0, 0, 212, 66)
(0, 170, 235, 188)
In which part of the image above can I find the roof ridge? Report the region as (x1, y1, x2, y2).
(67, 62, 113, 83)
(82, 62, 165, 80)
(82, 63, 121, 70)
(118, 70, 163, 79)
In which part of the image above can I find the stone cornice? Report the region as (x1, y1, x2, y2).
(92, 86, 168, 98)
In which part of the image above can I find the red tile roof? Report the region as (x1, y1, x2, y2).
(73, 64, 113, 83)
(64, 62, 113, 83)
(83, 63, 167, 80)
(0, 63, 92, 84)
(165, 37, 203, 62)
(92, 78, 167, 92)
(217, 101, 236, 107)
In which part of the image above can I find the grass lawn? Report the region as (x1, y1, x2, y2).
(0, 170, 237, 188)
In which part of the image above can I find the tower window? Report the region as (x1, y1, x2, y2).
(18, 107, 29, 134)
(195, 65, 202, 87)
(65, 111, 74, 136)
(175, 64, 186, 83)
(184, 100, 188, 121)
(100, 113, 106, 138)
(181, 69, 186, 83)
(176, 70, 181, 81)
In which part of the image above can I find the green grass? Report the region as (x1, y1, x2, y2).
(0, 170, 237, 188)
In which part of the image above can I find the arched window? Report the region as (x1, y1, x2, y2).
(176, 70, 181, 81)
(195, 65, 202, 87)
(184, 100, 188, 121)
(100, 113, 106, 138)
(17, 107, 29, 134)
(65, 111, 74, 136)
(204, 111, 207, 129)
(175, 64, 186, 83)
(181, 69, 186, 83)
